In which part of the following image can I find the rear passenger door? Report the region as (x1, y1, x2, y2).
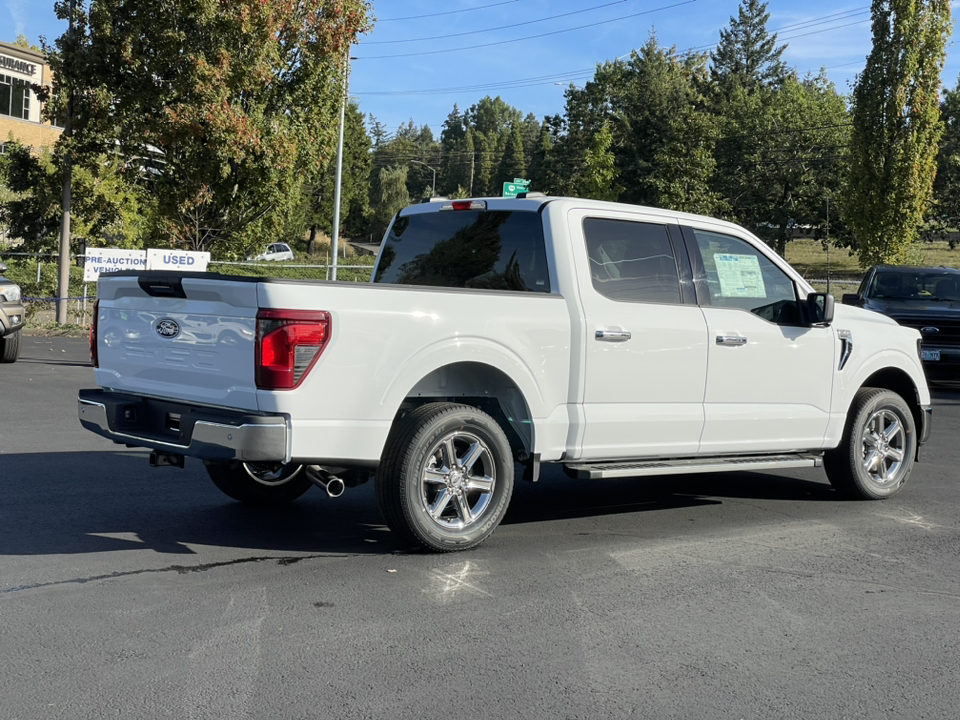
(571, 210, 708, 460)
(684, 225, 835, 454)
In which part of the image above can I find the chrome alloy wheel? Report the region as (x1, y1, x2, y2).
(860, 408, 906, 488)
(420, 431, 496, 531)
(242, 462, 303, 487)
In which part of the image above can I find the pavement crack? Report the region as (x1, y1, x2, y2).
(1, 553, 353, 594)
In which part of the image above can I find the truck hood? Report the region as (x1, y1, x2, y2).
(862, 297, 960, 319)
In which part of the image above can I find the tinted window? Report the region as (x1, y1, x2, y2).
(374, 210, 550, 292)
(583, 218, 681, 303)
(692, 229, 800, 325)
(866, 269, 960, 301)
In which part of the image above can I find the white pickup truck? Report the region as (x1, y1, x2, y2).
(79, 196, 932, 551)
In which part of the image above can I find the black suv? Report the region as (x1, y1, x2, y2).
(843, 265, 960, 381)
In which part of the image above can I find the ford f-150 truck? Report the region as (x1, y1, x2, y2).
(78, 196, 932, 552)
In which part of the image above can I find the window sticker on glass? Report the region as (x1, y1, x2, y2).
(714, 253, 766, 298)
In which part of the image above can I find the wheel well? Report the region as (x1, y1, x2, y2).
(400, 362, 533, 461)
(860, 367, 922, 433)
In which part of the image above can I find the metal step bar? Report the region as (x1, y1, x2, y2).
(564, 453, 823, 480)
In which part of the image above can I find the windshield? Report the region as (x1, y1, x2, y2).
(866, 270, 960, 301)
(374, 210, 551, 293)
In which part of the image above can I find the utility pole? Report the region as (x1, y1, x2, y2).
(330, 49, 352, 282)
(410, 160, 437, 198)
(826, 197, 831, 295)
(56, 0, 76, 324)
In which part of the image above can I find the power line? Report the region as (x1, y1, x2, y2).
(377, 0, 521, 23)
(364, 0, 631, 45)
(354, 8, 873, 94)
(353, 0, 696, 60)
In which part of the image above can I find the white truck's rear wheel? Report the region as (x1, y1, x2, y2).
(206, 461, 311, 505)
(377, 403, 514, 552)
(824, 388, 916, 499)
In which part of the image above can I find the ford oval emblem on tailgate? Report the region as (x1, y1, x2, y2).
(156, 318, 181, 339)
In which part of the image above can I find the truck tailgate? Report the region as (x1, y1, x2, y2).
(95, 274, 260, 411)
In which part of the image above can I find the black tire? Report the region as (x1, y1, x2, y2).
(824, 388, 916, 500)
(377, 402, 515, 552)
(0, 329, 21, 363)
(205, 461, 311, 505)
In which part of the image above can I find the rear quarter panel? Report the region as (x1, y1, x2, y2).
(254, 281, 572, 464)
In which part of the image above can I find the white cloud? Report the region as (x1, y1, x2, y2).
(5, 0, 26, 37)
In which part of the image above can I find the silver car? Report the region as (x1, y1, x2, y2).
(0, 262, 24, 363)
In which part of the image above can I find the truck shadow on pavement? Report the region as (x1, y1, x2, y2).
(1, 450, 838, 558)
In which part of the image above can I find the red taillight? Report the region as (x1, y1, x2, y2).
(90, 299, 99, 368)
(255, 309, 331, 390)
(441, 200, 488, 212)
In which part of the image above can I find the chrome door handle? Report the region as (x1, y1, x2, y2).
(596, 330, 631, 342)
(716, 335, 747, 346)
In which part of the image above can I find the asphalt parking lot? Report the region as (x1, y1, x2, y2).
(2, 336, 959, 719)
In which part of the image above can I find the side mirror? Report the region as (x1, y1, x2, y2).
(807, 292, 834, 327)
(0, 262, 7, 273)
(841, 293, 860, 306)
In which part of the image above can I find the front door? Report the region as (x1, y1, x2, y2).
(572, 210, 708, 460)
(686, 226, 835, 454)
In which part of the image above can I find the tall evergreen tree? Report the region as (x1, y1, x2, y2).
(929, 75, 960, 246)
(494, 125, 527, 189)
(710, 0, 787, 91)
(845, 0, 952, 267)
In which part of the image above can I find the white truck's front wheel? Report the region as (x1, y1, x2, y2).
(824, 388, 917, 499)
(377, 403, 514, 552)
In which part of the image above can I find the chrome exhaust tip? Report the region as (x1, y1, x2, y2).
(305, 466, 346, 498)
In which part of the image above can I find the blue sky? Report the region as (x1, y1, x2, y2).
(7, 0, 960, 139)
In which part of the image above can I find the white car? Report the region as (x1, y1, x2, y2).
(249, 243, 294, 262)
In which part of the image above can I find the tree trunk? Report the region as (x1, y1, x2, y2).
(307, 224, 318, 256)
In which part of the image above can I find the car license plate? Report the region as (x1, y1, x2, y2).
(921, 349, 941, 362)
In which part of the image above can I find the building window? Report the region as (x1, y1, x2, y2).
(0, 74, 31, 120)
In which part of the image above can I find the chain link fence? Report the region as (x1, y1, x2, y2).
(1, 251, 377, 327)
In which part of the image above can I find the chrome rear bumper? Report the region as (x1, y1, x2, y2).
(78, 389, 288, 462)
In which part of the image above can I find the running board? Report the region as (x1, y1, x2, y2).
(564, 453, 823, 480)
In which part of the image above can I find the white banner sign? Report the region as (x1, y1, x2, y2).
(84, 248, 212, 282)
(83, 249, 147, 282)
(146, 249, 211, 272)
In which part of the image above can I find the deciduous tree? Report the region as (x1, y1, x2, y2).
(47, 0, 369, 255)
(845, 0, 952, 267)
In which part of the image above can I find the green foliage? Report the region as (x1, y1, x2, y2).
(845, 0, 952, 268)
(48, 0, 369, 256)
(927, 75, 960, 246)
(300, 100, 372, 253)
(710, 0, 787, 91)
(714, 73, 851, 255)
(370, 166, 411, 240)
(0, 140, 151, 251)
(13, 34, 42, 53)
(581, 123, 619, 201)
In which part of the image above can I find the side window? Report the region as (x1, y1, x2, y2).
(583, 218, 681, 304)
(691, 228, 800, 325)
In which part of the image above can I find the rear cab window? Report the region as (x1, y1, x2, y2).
(374, 210, 551, 293)
(582, 217, 682, 304)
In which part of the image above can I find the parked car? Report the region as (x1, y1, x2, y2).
(80, 196, 931, 552)
(247, 243, 294, 262)
(0, 262, 25, 363)
(842, 265, 960, 382)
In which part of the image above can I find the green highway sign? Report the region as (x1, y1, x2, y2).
(502, 179, 531, 197)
